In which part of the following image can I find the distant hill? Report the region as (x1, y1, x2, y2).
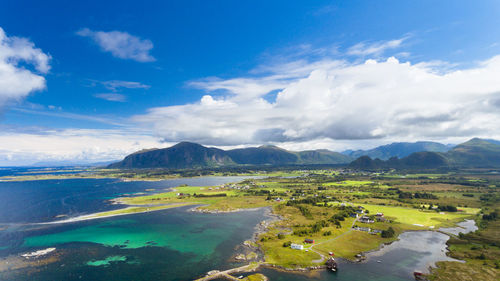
(349, 138, 500, 170)
(343, 141, 452, 160)
(446, 138, 500, 167)
(297, 149, 353, 164)
(108, 142, 352, 169)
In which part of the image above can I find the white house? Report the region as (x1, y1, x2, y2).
(291, 243, 304, 250)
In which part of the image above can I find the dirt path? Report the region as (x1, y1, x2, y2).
(308, 218, 358, 263)
(195, 263, 262, 281)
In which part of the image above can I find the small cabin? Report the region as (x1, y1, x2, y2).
(359, 216, 374, 224)
(354, 226, 371, 232)
(291, 243, 303, 250)
(304, 239, 314, 244)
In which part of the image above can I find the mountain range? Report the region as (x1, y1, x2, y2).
(349, 138, 500, 170)
(108, 142, 352, 169)
(108, 138, 500, 170)
(342, 141, 453, 160)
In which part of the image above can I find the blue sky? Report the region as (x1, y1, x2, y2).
(1, 0, 500, 165)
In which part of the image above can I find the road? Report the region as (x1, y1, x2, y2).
(308, 217, 358, 263)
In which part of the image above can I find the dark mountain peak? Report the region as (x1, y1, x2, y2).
(108, 141, 232, 169)
(171, 141, 205, 148)
(459, 138, 497, 146)
(258, 144, 283, 150)
(130, 148, 159, 155)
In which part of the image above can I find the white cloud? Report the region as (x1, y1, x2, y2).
(94, 93, 126, 102)
(347, 37, 407, 56)
(132, 54, 500, 147)
(77, 28, 155, 62)
(101, 80, 150, 91)
(0, 129, 165, 166)
(0, 27, 50, 107)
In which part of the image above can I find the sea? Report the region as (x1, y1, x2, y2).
(0, 168, 475, 281)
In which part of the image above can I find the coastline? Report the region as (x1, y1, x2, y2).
(36, 203, 195, 225)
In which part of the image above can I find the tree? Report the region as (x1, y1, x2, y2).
(381, 227, 395, 238)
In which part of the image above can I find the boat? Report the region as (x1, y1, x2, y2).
(326, 257, 338, 272)
(413, 271, 427, 280)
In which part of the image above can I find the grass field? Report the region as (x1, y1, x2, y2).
(327, 202, 474, 227)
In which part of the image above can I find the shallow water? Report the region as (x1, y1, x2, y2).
(439, 219, 478, 236)
(0, 206, 268, 281)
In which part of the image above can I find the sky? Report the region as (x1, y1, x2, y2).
(1, 0, 500, 165)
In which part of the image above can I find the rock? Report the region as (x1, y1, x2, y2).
(235, 254, 246, 261)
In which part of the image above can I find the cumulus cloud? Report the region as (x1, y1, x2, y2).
(0, 129, 165, 166)
(77, 28, 155, 62)
(0, 27, 50, 107)
(133, 54, 500, 147)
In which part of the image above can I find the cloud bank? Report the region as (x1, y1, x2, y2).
(133, 54, 500, 147)
(77, 28, 155, 62)
(0, 129, 164, 166)
(0, 27, 50, 108)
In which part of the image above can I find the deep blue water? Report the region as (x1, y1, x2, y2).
(0, 176, 256, 223)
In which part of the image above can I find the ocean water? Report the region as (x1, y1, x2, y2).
(0, 176, 257, 223)
(0, 171, 473, 280)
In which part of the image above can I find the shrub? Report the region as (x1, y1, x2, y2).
(381, 227, 395, 238)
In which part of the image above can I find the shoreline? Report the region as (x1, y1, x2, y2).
(36, 203, 194, 225)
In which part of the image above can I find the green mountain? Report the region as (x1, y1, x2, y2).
(349, 138, 500, 170)
(297, 149, 353, 164)
(108, 142, 352, 169)
(343, 141, 451, 160)
(446, 138, 500, 167)
(227, 145, 299, 165)
(108, 142, 234, 169)
(349, 151, 449, 170)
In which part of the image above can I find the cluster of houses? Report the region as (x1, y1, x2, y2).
(290, 239, 315, 250)
(211, 183, 251, 190)
(357, 212, 385, 223)
(352, 226, 383, 235)
(359, 216, 375, 223)
(352, 211, 386, 235)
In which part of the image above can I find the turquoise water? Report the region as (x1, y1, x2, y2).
(23, 210, 255, 255)
(1, 206, 268, 281)
(87, 255, 128, 266)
